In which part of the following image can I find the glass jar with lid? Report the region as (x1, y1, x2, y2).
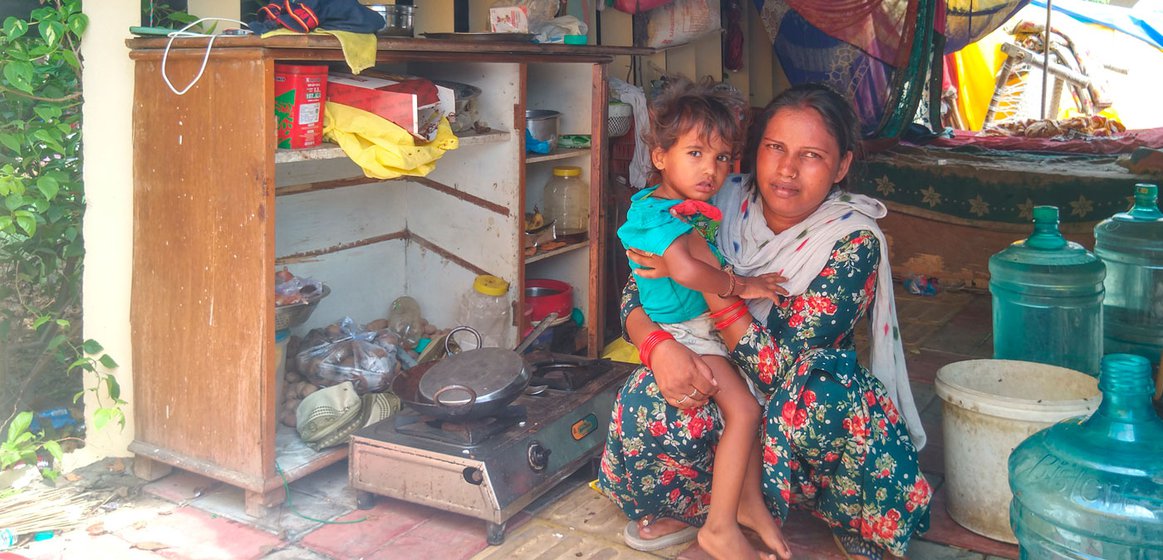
(542, 166, 589, 237)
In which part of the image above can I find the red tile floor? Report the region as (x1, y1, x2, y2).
(12, 286, 1022, 560)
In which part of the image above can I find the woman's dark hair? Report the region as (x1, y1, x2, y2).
(742, 83, 863, 190)
(643, 76, 748, 171)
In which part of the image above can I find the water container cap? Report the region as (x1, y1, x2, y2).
(553, 166, 582, 177)
(473, 274, 509, 297)
(276, 329, 290, 343)
(1112, 183, 1163, 222)
(1025, 205, 1068, 250)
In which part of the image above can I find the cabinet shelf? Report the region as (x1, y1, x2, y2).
(526, 147, 590, 164)
(525, 239, 589, 263)
(274, 128, 512, 164)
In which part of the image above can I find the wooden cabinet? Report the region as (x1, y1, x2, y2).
(127, 35, 617, 514)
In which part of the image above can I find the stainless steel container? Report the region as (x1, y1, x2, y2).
(525, 109, 559, 152)
(369, 4, 414, 37)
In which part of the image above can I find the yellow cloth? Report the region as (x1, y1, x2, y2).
(952, 39, 1005, 131)
(601, 338, 641, 365)
(261, 29, 376, 74)
(323, 102, 459, 180)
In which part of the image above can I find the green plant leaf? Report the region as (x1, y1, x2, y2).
(32, 315, 50, 329)
(8, 411, 32, 444)
(105, 376, 120, 400)
(93, 407, 113, 430)
(99, 354, 119, 369)
(14, 210, 36, 236)
(42, 439, 63, 462)
(2, 60, 34, 93)
(3, 17, 29, 40)
(40, 20, 64, 47)
(0, 132, 20, 153)
(37, 175, 59, 200)
(82, 339, 103, 354)
(67, 14, 87, 37)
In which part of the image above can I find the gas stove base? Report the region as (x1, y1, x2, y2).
(348, 357, 632, 545)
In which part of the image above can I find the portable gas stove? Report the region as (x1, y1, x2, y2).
(349, 352, 633, 544)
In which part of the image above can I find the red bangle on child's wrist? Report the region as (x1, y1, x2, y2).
(714, 306, 750, 331)
(709, 300, 745, 319)
(639, 330, 675, 370)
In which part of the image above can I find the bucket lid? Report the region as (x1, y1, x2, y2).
(473, 274, 509, 296)
(553, 166, 581, 177)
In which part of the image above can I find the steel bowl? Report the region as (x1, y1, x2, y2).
(525, 109, 560, 152)
(368, 4, 414, 37)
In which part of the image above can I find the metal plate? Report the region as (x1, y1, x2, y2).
(418, 348, 526, 405)
(422, 32, 536, 43)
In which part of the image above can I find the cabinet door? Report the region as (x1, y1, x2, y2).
(130, 51, 277, 487)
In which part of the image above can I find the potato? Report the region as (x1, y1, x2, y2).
(423, 323, 438, 336)
(300, 384, 319, 398)
(280, 410, 297, 427)
(285, 371, 304, 384)
(285, 397, 301, 412)
(366, 319, 390, 332)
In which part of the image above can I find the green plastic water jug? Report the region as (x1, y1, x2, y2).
(1094, 183, 1163, 368)
(1009, 354, 1163, 558)
(989, 206, 1105, 375)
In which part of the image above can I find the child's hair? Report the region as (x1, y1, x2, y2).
(742, 83, 863, 190)
(643, 76, 748, 170)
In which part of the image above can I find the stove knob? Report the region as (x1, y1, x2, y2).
(527, 441, 552, 472)
(462, 467, 484, 485)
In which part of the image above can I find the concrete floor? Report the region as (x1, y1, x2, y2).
(10, 286, 1023, 560)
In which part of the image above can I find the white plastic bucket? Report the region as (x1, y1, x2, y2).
(934, 359, 1100, 543)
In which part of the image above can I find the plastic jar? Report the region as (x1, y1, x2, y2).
(542, 166, 589, 237)
(457, 274, 511, 349)
(989, 205, 1105, 375)
(1009, 353, 1163, 557)
(1094, 183, 1163, 368)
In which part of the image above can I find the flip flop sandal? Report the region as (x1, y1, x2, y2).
(833, 533, 884, 560)
(623, 518, 699, 552)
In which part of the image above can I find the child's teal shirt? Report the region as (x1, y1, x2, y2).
(617, 185, 724, 324)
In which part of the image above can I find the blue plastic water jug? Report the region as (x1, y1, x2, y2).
(1009, 354, 1163, 558)
(990, 206, 1106, 375)
(1094, 183, 1163, 368)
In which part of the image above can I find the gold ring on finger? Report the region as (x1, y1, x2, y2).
(676, 395, 690, 405)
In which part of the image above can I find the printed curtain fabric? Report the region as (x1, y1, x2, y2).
(754, 0, 934, 137)
(944, 0, 1031, 53)
(755, 1, 1026, 137)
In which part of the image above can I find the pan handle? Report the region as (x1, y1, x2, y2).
(433, 384, 478, 411)
(444, 325, 483, 354)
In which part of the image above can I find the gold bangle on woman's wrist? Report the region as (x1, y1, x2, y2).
(717, 266, 737, 298)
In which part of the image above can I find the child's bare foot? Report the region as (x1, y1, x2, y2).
(697, 522, 774, 560)
(738, 497, 790, 558)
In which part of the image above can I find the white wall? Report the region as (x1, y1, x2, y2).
(71, 2, 138, 469)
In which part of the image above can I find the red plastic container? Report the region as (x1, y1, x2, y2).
(525, 278, 573, 322)
(274, 64, 328, 149)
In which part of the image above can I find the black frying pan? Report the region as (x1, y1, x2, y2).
(391, 317, 557, 420)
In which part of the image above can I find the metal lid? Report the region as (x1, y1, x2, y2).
(418, 348, 525, 405)
(553, 166, 582, 177)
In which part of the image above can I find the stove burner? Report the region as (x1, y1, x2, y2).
(526, 353, 612, 392)
(393, 405, 527, 446)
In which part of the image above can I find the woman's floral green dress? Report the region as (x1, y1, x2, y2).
(597, 231, 931, 557)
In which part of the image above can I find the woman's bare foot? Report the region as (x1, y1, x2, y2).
(698, 521, 773, 560)
(737, 499, 790, 559)
(636, 516, 691, 540)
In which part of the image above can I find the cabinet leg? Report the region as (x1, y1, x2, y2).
(486, 521, 507, 545)
(355, 490, 376, 510)
(132, 456, 173, 482)
(244, 486, 286, 518)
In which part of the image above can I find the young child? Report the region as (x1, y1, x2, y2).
(617, 78, 786, 560)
